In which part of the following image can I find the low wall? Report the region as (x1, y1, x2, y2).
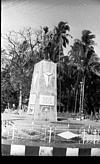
(1, 143, 100, 156)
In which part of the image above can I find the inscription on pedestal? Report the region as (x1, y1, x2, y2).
(39, 95, 54, 106)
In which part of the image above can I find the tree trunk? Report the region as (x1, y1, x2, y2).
(82, 76, 85, 113)
(18, 83, 22, 110)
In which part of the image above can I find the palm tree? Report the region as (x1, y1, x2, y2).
(69, 30, 98, 115)
(53, 21, 71, 112)
(80, 30, 96, 115)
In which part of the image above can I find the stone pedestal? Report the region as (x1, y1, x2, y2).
(27, 60, 57, 122)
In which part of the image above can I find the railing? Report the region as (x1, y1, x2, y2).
(2, 120, 100, 145)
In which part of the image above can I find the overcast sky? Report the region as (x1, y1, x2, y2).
(1, 0, 100, 57)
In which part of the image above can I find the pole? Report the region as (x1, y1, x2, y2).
(81, 82, 84, 114)
(74, 89, 78, 113)
(79, 82, 84, 116)
(59, 79, 61, 113)
(67, 89, 69, 112)
(74, 70, 80, 113)
(79, 82, 82, 114)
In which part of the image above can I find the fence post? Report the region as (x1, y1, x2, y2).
(45, 127, 46, 141)
(54, 127, 56, 142)
(83, 129, 85, 144)
(98, 130, 99, 143)
(12, 124, 15, 140)
(93, 129, 96, 144)
(49, 127, 52, 143)
(68, 124, 69, 131)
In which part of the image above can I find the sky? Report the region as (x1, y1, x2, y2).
(1, 0, 100, 57)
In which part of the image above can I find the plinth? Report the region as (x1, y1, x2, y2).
(27, 60, 57, 122)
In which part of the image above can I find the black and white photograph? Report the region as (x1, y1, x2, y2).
(1, 0, 100, 156)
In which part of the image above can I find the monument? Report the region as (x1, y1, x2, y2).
(27, 60, 57, 122)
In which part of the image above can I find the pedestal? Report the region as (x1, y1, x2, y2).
(27, 60, 57, 122)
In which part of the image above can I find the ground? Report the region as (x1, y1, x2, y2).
(1, 112, 100, 148)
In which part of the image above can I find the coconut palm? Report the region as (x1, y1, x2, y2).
(54, 21, 71, 111)
(69, 30, 99, 114)
(41, 21, 71, 62)
(52, 21, 71, 62)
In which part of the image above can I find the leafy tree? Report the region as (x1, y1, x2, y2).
(1, 67, 19, 112)
(1, 48, 11, 70)
(3, 28, 40, 110)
